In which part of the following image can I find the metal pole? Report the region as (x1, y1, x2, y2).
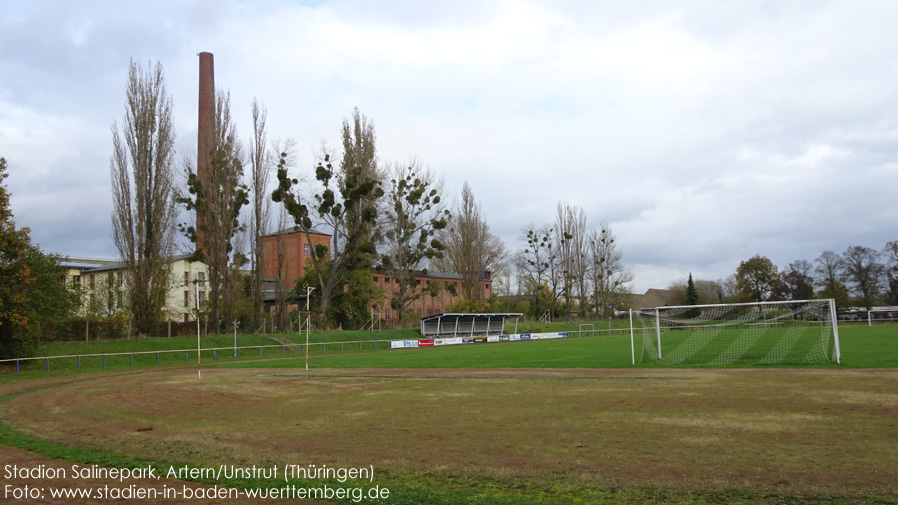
(629, 309, 635, 366)
(830, 298, 841, 364)
(196, 281, 201, 379)
(306, 286, 314, 372)
(655, 308, 662, 360)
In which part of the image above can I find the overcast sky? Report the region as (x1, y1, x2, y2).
(2, 0, 896, 294)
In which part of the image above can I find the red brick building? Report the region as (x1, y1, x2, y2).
(260, 228, 331, 289)
(371, 271, 492, 321)
(261, 228, 492, 321)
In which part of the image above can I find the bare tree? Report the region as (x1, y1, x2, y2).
(433, 181, 507, 301)
(554, 202, 587, 319)
(516, 224, 559, 319)
(885, 241, 898, 305)
(110, 59, 178, 335)
(841, 245, 885, 310)
(587, 222, 632, 317)
(248, 98, 271, 332)
(814, 250, 849, 308)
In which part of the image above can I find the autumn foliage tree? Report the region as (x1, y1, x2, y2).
(735, 254, 779, 303)
(0, 157, 74, 357)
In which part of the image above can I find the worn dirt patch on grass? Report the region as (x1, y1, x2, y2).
(4, 367, 898, 501)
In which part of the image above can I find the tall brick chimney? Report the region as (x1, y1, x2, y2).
(196, 51, 214, 256)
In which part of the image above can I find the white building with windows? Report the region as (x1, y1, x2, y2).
(61, 254, 210, 322)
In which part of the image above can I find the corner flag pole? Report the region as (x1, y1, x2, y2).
(305, 286, 314, 372)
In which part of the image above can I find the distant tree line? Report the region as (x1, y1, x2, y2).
(668, 242, 898, 310)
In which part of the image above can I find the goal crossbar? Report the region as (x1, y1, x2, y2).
(652, 299, 824, 311)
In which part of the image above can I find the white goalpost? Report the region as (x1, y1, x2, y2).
(868, 307, 898, 326)
(630, 299, 840, 365)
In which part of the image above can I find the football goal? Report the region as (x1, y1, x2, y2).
(629, 299, 840, 365)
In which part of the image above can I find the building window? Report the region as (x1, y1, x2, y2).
(198, 271, 205, 286)
(184, 271, 190, 286)
(385, 309, 391, 321)
(184, 291, 189, 307)
(304, 244, 310, 255)
(199, 291, 206, 302)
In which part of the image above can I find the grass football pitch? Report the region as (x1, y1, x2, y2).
(0, 324, 896, 504)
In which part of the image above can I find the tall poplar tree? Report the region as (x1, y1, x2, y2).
(110, 59, 178, 335)
(248, 98, 271, 332)
(433, 181, 507, 302)
(179, 91, 248, 332)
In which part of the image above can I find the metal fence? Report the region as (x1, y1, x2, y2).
(0, 328, 631, 375)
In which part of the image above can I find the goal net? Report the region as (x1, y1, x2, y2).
(630, 299, 840, 365)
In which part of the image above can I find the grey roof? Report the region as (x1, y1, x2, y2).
(265, 226, 332, 237)
(372, 268, 466, 280)
(61, 253, 205, 273)
(420, 313, 523, 322)
(420, 271, 463, 280)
